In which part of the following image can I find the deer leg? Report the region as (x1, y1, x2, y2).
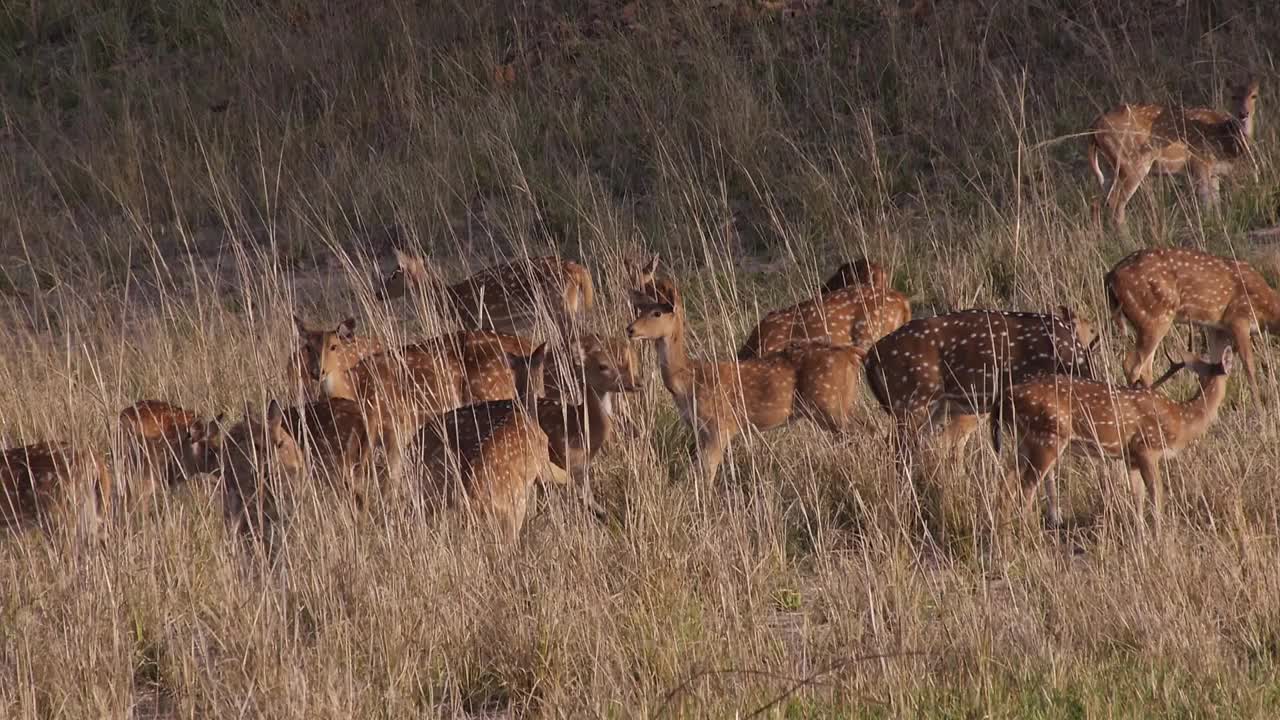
(1229, 321, 1258, 383)
(938, 413, 980, 462)
(1107, 161, 1146, 226)
(1018, 432, 1062, 530)
(1130, 452, 1163, 537)
(693, 426, 729, 483)
(1128, 315, 1173, 385)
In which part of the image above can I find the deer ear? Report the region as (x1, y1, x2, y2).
(1220, 346, 1234, 372)
(337, 317, 357, 341)
(1055, 305, 1074, 320)
(530, 343, 548, 368)
(294, 315, 309, 336)
(643, 255, 660, 276)
(267, 399, 284, 430)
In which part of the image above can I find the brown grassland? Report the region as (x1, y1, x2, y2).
(3, 0, 1280, 716)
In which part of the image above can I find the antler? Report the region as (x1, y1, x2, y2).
(1147, 347, 1187, 389)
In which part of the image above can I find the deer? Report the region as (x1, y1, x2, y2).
(537, 335, 641, 516)
(117, 400, 220, 507)
(737, 276, 911, 359)
(280, 397, 372, 509)
(377, 249, 595, 338)
(819, 258, 891, 294)
(412, 344, 567, 543)
(990, 345, 1233, 535)
(290, 317, 384, 397)
(0, 441, 113, 543)
(625, 280, 867, 481)
(209, 400, 306, 548)
(864, 307, 1099, 468)
(1106, 247, 1280, 385)
(1088, 79, 1260, 225)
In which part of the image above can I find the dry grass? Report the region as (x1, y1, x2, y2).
(3, 0, 1280, 716)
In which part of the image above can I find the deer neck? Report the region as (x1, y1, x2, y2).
(654, 322, 693, 401)
(321, 369, 357, 402)
(583, 386, 615, 457)
(1172, 374, 1229, 447)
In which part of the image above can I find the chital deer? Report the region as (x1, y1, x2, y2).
(865, 307, 1099, 466)
(290, 317, 384, 397)
(1088, 79, 1260, 225)
(1106, 247, 1280, 385)
(211, 400, 306, 546)
(117, 401, 219, 506)
(819, 258, 891, 294)
(537, 335, 640, 515)
(738, 276, 911, 359)
(413, 344, 566, 542)
(0, 441, 113, 542)
(281, 397, 372, 508)
(990, 346, 1232, 534)
(626, 281, 867, 481)
(377, 249, 595, 338)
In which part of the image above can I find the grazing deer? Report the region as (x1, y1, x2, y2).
(626, 281, 867, 481)
(413, 344, 566, 542)
(865, 307, 1099, 466)
(281, 397, 372, 508)
(819, 258, 891, 294)
(537, 336, 640, 515)
(117, 400, 219, 506)
(1106, 247, 1280, 385)
(211, 400, 306, 546)
(1088, 79, 1260, 225)
(990, 346, 1232, 535)
(737, 277, 911, 359)
(0, 441, 113, 542)
(290, 317, 384, 396)
(377, 249, 595, 338)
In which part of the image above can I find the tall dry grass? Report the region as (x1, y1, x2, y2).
(2, 0, 1280, 716)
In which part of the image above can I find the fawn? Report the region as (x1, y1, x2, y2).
(626, 280, 866, 481)
(281, 397, 372, 508)
(1106, 247, 1280, 384)
(1088, 79, 1260, 225)
(865, 307, 1099, 465)
(377, 249, 595, 338)
(537, 335, 640, 515)
(0, 441, 113, 542)
(413, 344, 565, 542)
(991, 345, 1232, 535)
(118, 400, 219, 505)
(210, 400, 306, 546)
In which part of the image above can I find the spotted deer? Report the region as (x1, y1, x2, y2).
(991, 346, 1232, 535)
(290, 317, 384, 397)
(865, 308, 1099, 467)
(537, 335, 640, 515)
(117, 400, 219, 506)
(737, 275, 911, 359)
(281, 397, 372, 508)
(377, 249, 595, 338)
(413, 344, 567, 542)
(1106, 247, 1280, 385)
(626, 281, 867, 481)
(0, 441, 113, 542)
(209, 400, 306, 546)
(819, 258, 891, 294)
(1088, 79, 1260, 225)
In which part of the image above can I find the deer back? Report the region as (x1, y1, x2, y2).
(738, 285, 910, 359)
(0, 442, 110, 535)
(282, 397, 370, 479)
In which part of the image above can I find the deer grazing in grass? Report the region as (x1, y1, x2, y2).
(210, 400, 306, 547)
(537, 335, 640, 516)
(991, 345, 1232, 535)
(0, 441, 113, 542)
(1106, 247, 1280, 385)
(1088, 79, 1260, 225)
(118, 401, 221, 506)
(377, 249, 595, 338)
(865, 308, 1100, 467)
(413, 344, 568, 543)
(626, 280, 867, 481)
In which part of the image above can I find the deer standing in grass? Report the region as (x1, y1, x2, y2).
(211, 400, 306, 547)
(1106, 247, 1280, 385)
(738, 278, 911, 359)
(118, 401, 220, 506)
(537, 336, 640, 516)
(378, 249, 595, 338)
(0, 441, 113, 542)
(413, 344, 566, 543)
(865, 308, 1099, 467)
(280, 397, 372, 508)
(290, 317, 384, 398)
(1088, 79, 1260, 225)
(991, 345, 1232, 535)
(626, 281, 866, 481)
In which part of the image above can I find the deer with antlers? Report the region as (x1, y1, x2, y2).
(1106, 247, 1280, 385)
(991, 344, 1232, 534)
(377, 249, 595, 338)
(1088, 79, 1260, 225)
(626, 280, 866, 481)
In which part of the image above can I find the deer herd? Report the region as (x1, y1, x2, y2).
(0, 78, 1270, 549)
